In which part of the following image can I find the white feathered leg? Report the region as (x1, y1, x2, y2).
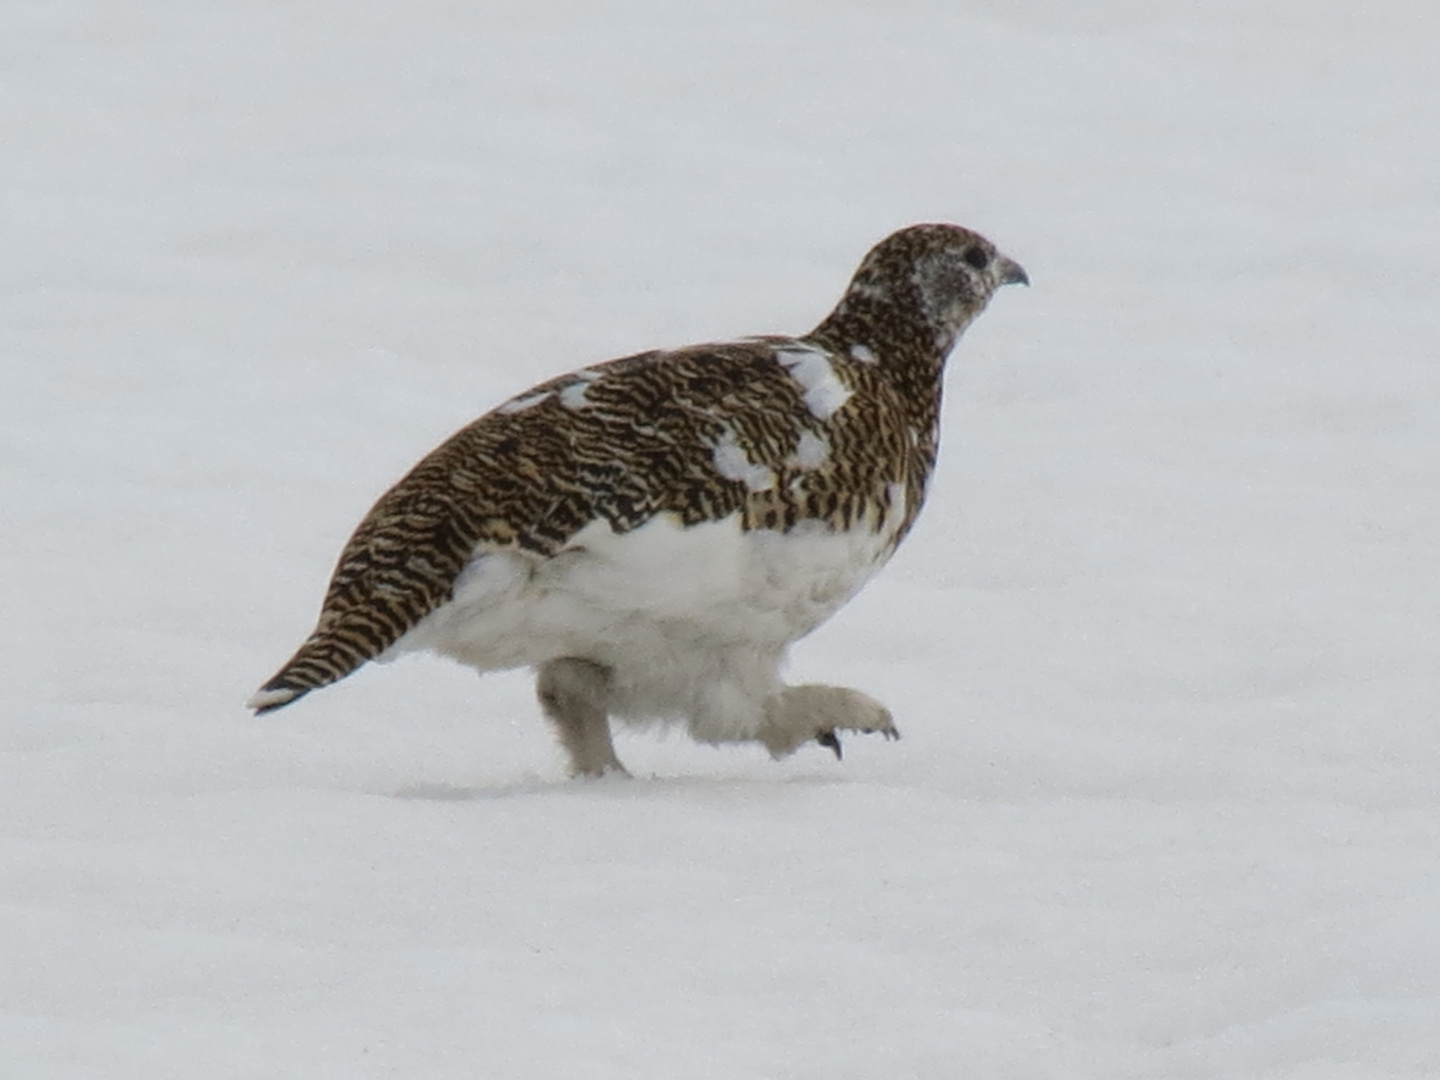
(536, 657, 628, 777)
(758, 684, 900, 759)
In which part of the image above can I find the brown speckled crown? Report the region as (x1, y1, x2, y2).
(252, 224, 1025, 710)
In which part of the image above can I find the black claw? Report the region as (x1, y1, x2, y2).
(817, 731, 843, 760)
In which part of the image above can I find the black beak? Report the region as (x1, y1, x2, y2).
(997, 254, 1029, 287)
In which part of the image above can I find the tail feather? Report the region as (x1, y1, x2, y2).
(247, 625, 379, 714)
(248, 459, 489, 715)
(247, 684, 309, 714)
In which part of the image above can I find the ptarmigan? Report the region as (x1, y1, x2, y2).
(249, 223, 1027, 775)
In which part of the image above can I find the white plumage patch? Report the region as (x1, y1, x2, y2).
(498, 390, 550, 415)
(709, 429, 777, 492)
(246, 686, 296, 711)
(558, 369, 604, 410)
(393, 491, 906, 738)
(774, 344, 853, 420)
(787, 430, 830, 470)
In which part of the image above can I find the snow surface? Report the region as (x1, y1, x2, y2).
(5, 1, 1440, 1076)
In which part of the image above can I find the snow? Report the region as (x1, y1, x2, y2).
(4, 1, 1440, 1077)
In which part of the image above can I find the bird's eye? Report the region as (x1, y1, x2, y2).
(962, 246, 990, 271)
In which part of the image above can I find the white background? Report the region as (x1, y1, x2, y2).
(4, 2, 1439, 1076)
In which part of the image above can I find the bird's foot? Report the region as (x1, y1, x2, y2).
(816, 730, 843, 759)
(571, 760, 632, 780)
(762, 684, 900, 760)
(815, 715, 901, 760)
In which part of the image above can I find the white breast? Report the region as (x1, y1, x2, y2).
(393, 487, 907, 727)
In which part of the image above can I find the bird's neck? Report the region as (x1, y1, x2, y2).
(806, 297, 953, 421)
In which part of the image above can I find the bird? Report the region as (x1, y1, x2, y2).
(249, 223, 1027, 776)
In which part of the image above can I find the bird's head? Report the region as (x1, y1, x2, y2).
(815, 223, 1027, 360)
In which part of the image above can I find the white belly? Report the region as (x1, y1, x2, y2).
(393, 493, 905, 732)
